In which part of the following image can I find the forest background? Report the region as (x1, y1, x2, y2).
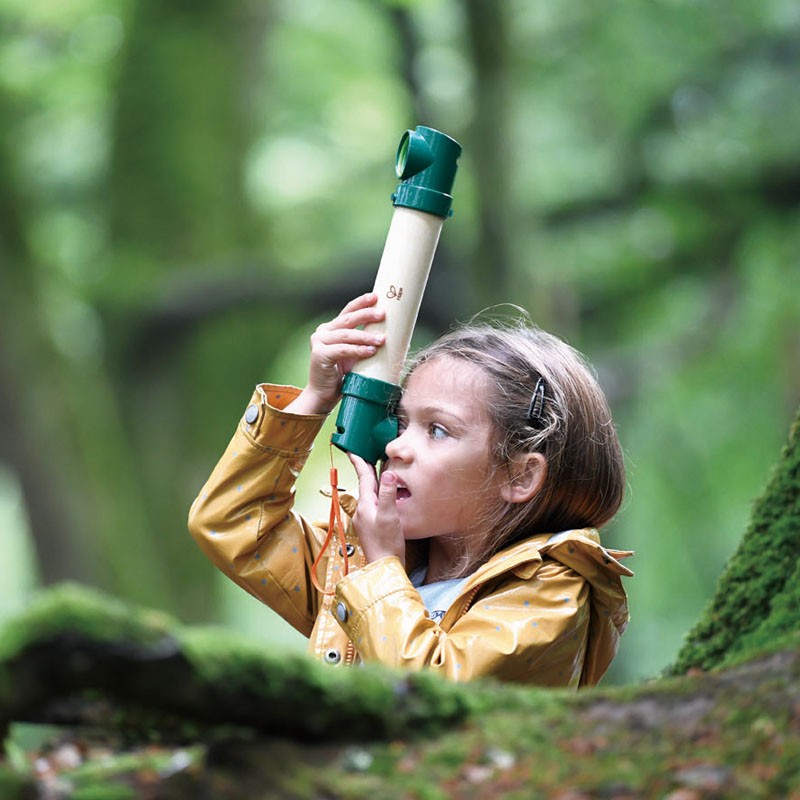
(0, 0, 798, 686)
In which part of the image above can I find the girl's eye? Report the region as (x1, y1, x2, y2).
(429, 424, 449, 441)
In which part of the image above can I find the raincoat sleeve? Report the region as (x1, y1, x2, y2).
(332, 555, 594, 686)
(188, 384, 329, 637)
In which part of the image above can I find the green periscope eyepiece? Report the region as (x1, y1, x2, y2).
(333, 373, 402, 465)
(392, 126, 461, 218)
(331, 125, 461, 464)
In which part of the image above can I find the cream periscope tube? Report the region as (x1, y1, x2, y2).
(330, 126, 462, 464)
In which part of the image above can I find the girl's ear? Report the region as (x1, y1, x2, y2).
(500, 453, 547, 504)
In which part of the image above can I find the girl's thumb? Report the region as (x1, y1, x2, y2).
(379, 471, 398, 504)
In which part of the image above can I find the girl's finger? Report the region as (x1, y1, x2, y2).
(348, 453, 378, 496)
(377, 471, 398, 518)
(338, 292, 378, 315)
(327, 294, 380, 327)
(319, 295, 384, 332)
(316, 342, 378, 362)
(314, 327, 385, 348)
(322, 307, 384, 333)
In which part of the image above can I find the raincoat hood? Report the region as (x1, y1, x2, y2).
(486, 529, 633, 685)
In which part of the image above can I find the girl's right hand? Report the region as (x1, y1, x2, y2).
(348, 453, 405, 567)
(285, 293, 385, 415)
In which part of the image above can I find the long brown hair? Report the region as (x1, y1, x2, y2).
(405, 319, 625, 576)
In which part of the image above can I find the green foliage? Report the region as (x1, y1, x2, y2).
(0, 583, 176, 664)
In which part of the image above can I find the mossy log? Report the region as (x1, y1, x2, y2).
(0, 584, 476, 744)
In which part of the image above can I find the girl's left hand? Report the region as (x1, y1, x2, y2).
(348, 453, 405, 567)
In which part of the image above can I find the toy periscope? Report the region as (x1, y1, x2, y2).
(330, 126, 462, 464)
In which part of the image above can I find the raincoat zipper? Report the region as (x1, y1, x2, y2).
(458, 585, 481, 620)
(343, 549, 366, 666)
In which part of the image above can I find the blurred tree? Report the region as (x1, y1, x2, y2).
(462, 0, 514, 303)
(105, 0, 275, 619)
(0, 88, 93, 586)
(0, 60, 176, 614)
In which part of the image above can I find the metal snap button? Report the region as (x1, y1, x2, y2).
(244, 404, 259, 424)
(324, 648, 342, 665)
(339, 543, 356, 558)
(336, 602, 349, 623)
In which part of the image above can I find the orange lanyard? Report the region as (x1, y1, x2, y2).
(310, 446, 350, 595)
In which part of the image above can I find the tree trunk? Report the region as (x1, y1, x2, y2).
(105, 0, 272, 621)
(462, 0, 515, 306)
(0, 89, 98, 586)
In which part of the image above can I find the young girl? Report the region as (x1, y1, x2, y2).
(189, 293, 632, 686)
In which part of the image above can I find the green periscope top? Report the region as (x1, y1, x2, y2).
(392, 126, 462, 218)
(331, 125, 462, 463)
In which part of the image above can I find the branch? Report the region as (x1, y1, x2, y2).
(116, 250, 466, 368)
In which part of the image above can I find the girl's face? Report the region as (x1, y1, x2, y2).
(383, 355, 502, 543)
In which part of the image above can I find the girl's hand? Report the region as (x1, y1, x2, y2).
(348, 453, 405, 567)
(285, 293, 385, 415)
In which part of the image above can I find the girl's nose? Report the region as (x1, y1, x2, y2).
(385, 428, 412, 462)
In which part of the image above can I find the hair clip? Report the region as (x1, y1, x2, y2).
(526, 377, 547, 427)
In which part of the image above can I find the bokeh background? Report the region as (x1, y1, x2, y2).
(1, 0, 798, 684)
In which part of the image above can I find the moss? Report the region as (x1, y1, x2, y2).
(177, 623, 479, 738)
(0, 766, 35, 800)
(734, 549, 800, 654)
(0, 583, 477, 741)
(0, 583, 177, 664)
(306, 652, 800, 799)
(71, 784, 137, 800)
(670, 406, 800, 674)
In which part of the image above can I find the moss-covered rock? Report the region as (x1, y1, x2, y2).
(0, 583, 480, 743)
(670, 405, 800, 674)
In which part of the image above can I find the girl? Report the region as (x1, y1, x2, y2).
(189, 293, 632, 686)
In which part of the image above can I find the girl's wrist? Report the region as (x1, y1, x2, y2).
(284, 386, 337, 416)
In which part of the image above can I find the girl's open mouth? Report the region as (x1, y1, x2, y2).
(396, 485, 411, 501)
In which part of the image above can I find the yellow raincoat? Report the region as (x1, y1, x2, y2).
(189, 384, 633, 687)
